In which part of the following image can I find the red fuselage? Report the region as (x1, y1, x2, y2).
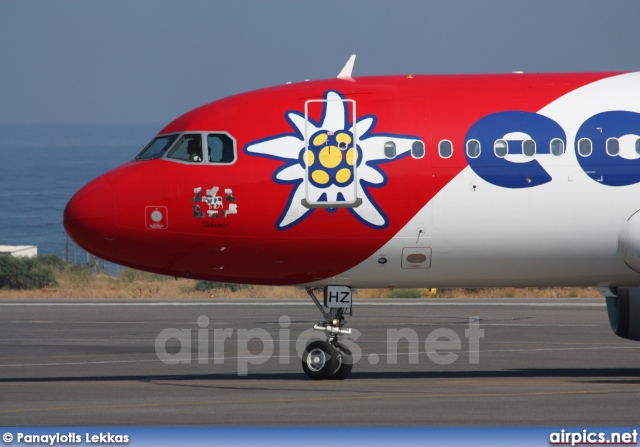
(64, 72, 630, 286)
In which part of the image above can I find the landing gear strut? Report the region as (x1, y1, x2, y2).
(302, 286, 354, 380)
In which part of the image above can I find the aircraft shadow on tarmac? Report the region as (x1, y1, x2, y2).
(1, 368, 639, 384)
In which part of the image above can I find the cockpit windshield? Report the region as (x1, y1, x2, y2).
(136, 132, 237, 164)
(167, 134, 203, 162)
(136, 134, 179, 160)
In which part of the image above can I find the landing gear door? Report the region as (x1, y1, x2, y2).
(301, 98, 361, 208)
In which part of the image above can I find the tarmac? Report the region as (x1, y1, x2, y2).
(1, 298, 639, 425)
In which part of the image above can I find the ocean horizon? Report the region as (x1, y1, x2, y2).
(0, 122, 163, 266)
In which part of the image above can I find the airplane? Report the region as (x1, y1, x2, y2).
(64, 55, 640, 380)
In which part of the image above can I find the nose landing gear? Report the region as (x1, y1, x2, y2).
(302, 286, 354, 380)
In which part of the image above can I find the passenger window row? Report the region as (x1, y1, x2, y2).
(463, 139, 563, 159)
(383, 137, 640, 160)
(383, 140, 425, 159)
(448, 138, 640, 159)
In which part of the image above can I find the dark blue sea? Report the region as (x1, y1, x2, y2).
(0, 123, 162, 265)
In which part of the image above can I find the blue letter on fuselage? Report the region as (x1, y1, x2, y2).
(465, 111, 566, 188)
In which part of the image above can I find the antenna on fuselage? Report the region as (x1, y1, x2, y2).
(337, 54, 356, 79)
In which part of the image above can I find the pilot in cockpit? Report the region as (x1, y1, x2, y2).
(187, 139, 203, 162)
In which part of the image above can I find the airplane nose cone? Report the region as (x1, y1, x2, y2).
(64, 175, 117, 259)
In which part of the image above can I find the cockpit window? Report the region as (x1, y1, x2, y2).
(140, 131, 236, 164)
(208, 133, 235, 163)
(167, 134, 204, 162)
(136, 134, 178, 160)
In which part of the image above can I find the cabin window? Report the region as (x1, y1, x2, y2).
(208, 133, 236, 163)
(384, 141, 396, 159)
(438, 140, 453, 158)
(167, 134, 204, 162)
(136, 134, 179, 160)
(636, 138, 640, 155)
(411, 141, 425, 159)
(578, 138, 592, 157)
(494, 139, 507, 158)
(606, 138, 620, 156)
(466, 139, 480, 158)
(550, 138, 564, 156)
(522, 139, 536, 157)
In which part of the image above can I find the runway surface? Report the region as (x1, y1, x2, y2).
(1, 298, 639, 426)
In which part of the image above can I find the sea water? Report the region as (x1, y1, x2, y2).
(0, 123, 162, 265)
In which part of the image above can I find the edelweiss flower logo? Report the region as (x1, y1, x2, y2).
(244, 90, 419, 230)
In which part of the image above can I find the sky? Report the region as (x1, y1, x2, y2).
(1, 0, 639, 124)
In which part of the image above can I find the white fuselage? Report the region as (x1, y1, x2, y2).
(320, 73, 640, 288)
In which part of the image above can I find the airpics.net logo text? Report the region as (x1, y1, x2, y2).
(549, 429, 638, 446)
(154, 315, 484, 375)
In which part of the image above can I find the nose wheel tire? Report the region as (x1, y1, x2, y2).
(331, 344, 353, 380)
(302, 340, 338, 380)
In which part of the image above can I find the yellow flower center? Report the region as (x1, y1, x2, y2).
(319, 146, 342, 169)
